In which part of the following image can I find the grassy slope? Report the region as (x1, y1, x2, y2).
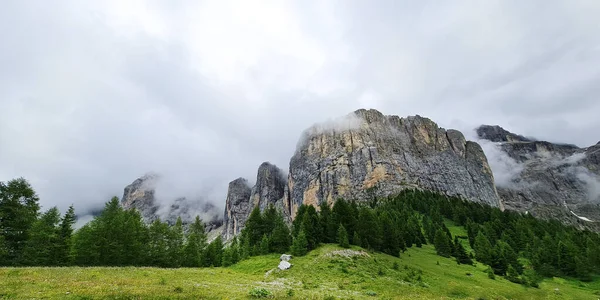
(1, 223, 599, 299)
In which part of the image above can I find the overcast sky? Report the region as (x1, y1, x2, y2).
(1, 0, 599, 215)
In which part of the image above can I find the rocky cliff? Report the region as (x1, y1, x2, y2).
(285, 109, 502, 219)
(222, 162, 288, 240)
(477, 125, 600, 230)
(121, 175, 222, 230)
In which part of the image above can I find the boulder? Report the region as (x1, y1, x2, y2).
(280, 254, 292, 262)
(278, 261, 292, 270)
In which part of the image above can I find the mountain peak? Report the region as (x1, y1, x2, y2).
(476, 125, 532, 143)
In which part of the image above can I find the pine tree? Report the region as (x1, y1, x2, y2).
(291, 230, 308, 256)
(166, 217, 185, 267)
(71, 222, 100, 266)
(357, 207, 382, 250)
(269, 215, 291, 253)
(245, 206, 264, 246)
(57, 205, 76, 265)
(337, 224, 349, 248)
(0, 178, 40, 264)
(22, 207, 61, 265)
(474, 231, 493, 265)
(434, 228, 452, 258)
(319, 201, 337, 243)
(259, 234, 270, 255)
(204, 236, 224, 267)
(352, 231, 361, 246)
(182, 216, 207, 267)
(506, 264, 522, 284)
(148, 219, 170, 267)
(557, 241, 576, 276)
(222, 237, 240, 267)
(453, 237, 473, 265)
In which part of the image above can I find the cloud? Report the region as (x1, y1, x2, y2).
(1, 0, 600, 216)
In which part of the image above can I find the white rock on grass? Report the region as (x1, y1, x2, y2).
(278, 261, 292, 270)
(280, 254, 292, 261)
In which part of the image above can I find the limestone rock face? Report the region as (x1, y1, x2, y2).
(285, 109, 502, 219)
(250, 162, 287, 212)
(222, 162, 288, 240)
(476, 125, 532, 143)
(222, 178, 252, 241)
(121, 175, 222, 229)
(121, 174, 160, 222)
(477, 125, 600, 230)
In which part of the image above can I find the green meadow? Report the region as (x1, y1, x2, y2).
(2, 242, 598, 299)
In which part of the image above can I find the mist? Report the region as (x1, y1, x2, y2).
(2, 1, 600, 217)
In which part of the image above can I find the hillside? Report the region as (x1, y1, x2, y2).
(2, 242, 598, 299)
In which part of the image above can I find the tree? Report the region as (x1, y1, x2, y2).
(434, 228, 452, 258)
(222, 237, 240, 267)
(557, 241, 576, 276)
(166, 217, 185, 267)
(57, 205, 76, 265)
(203, 236, 224, 267)
(357, 207, 382, 250)
(506, 265, 522, 284)
(453, 237, 473, 265)
(301, 205, 321, 250)
(337, 224, 349, 248)
(0, 178, 40, 264)
(148, 219, 170, 267)
(269, 215, 291, 253)
(259, 234, 270, 255)
(22, 207, 61, 265)
(319, 201, 337, 243)
(474, 231, 493, 265)
(291, 230, 308, 256)
(183, 216, 207, 267)
(352, 231, 361, 246)
(245, 206, 264, 247)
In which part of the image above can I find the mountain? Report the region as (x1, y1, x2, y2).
(222, 109, 503, 239)
(222, 162, 287, 240)
(120, 174, 222, 231)
(119, 110, 599, 238)
(477, 125, 600, 230)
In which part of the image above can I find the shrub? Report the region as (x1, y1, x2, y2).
(249, 287, 272, 298)
(365, 290, 377, 296)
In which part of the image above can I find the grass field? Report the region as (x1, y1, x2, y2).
(1, 223, 599, 299)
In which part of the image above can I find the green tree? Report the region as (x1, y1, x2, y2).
(204, 236, 224, 267)
(222, 237, 240, 267)
(259, 234, 270, 255)
(0, 178, 40, 264)
(269, 215, 291, 253)
(474, 231, 493, 265)
(148, 219, 170, 267)
(183, 216, 208, 267)
(57, 205, 76, 265)
(337, 224, 349, 248)
(434, 228, 452, 258)
(22, 207, 61, 265)
(357, 207, 382, 250)
(506, 265, 522, 284)
(245, 206, 264, 247)
(166, 217, 184, 267)
(291, 230, 308, 256)
(453, 237, 473, 265)
(319, 201, 337, 243)
(352, 231, 361, 246)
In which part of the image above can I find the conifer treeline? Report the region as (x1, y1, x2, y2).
(1, 177, 599, 285)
